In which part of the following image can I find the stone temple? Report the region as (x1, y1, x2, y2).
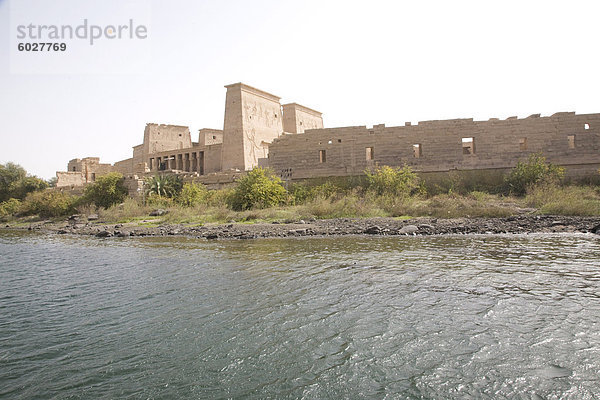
(56, 82, 600, 195)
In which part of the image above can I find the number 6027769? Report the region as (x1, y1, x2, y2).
(18, 43, 67, 51)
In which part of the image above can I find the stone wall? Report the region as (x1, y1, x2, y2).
(268, 112, 600, 180)
(198, 128, 224, 146)
(55, 171, 85, 188)
(113, 158, 133, 175)
(143, 124, 192, 154)
(222, 83, 283, 171)
(282, 103, 323, 134)
(65, 157, 114, 183)
(123, 176, 144, 198)
(131, 144, 144, 175)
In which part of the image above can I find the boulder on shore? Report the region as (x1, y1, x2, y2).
(149, 209, 169, 217)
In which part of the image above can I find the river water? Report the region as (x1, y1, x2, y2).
(0, 231, 599, 399)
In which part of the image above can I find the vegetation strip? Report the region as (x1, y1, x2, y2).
(2, 154, 600, 233)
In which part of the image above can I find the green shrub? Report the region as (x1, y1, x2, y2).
(227, 168, 287, 211)
(177, 182, 208, 207)
(0, 198, 22, 217)
(82, 172, 128, 209)
(0, 162, 48, 201)
(47, 177, 58, 188)
(204, 188, 232, 207)
(420, 169, 507, 196)
(21, 191, 77, 218)
(0, 163, 26, 202)
(505, 153, 565, 196)
(310, 182, 341, 199)
(145, 174, 183, 199)
(146, 193, 175, 207)
(288, 183, 311, 205)
(299, 175, 367, 192)
(289, 181, 343, 205)
(366, 165, 422, 197)
(12, 177, 49, 200)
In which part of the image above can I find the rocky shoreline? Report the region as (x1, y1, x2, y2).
(4, 215, 600, 239)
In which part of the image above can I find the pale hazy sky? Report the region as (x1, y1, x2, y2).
(1, 0, 599, 179)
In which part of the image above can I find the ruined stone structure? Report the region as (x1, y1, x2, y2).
(282, 103, 323, 134)
(56, 157, 113, 188)
(56, 83, 322, 191)
(56, 82, 599, 194)
(269, 113, 600, 181)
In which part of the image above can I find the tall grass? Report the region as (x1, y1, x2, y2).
(526, 184, 600, 216)
(420, 169, 507, 195)
(98, 198, 153, 223)
(298, 192, 387, 219)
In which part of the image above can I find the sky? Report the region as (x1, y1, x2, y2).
(1, 0, 599, 179)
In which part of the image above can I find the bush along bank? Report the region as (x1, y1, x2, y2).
(2, 156, 600, 233)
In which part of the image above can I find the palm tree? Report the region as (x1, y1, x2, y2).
(145, 174, 182, 198)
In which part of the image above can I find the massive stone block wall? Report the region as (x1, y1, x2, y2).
(198, 128, 224, 146)
(143, 124, 192, 154)
(203, 144, 223, 174)
(113, 158, 133, 175)
(282, 103, 323, 134)
(131, 144, 144, 174)
(268, 112, 600, 180)
(222, 83, 283, 171)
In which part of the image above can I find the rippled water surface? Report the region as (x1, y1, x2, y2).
(1, 231, 600, 399)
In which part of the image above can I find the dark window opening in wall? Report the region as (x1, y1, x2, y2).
(274, 113, 278, 118)
(319, 150, 326, 163)
(462, 137, 475, 155)
(519, 138, 527, 151)
(149, 158, 154, 170)
(212, 135, 216, 139)
(91, 173, 96, 182)
(300, 121, 303, 126)
(568, 135, 576, 149)
(366, 147, 374, 160)
(413, 144, 422, 158)
(337, 139, 342, 143)
(72, 166, 76, 171)
(178, 133, 182, 136)
(584, 123, 590, 130)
